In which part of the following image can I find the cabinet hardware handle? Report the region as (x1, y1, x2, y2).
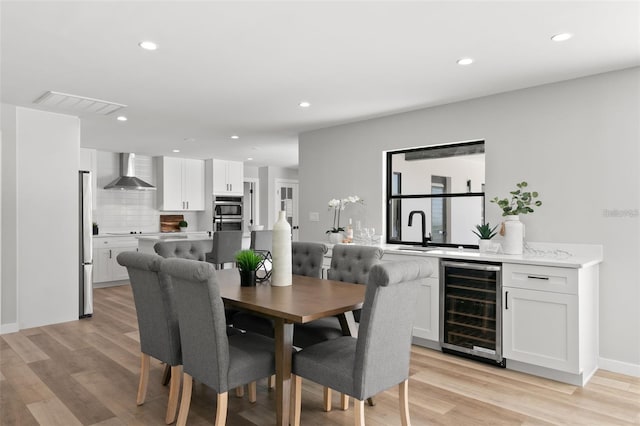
(527, 275, 550, 280)
(505, 291, 509, 309)
(109, 249, 112, 259)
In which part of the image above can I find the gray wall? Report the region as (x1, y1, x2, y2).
(299, 67, 640, 372)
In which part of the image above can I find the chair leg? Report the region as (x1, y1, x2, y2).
(323, 386, 332, 412)
(177, 373, 193, 426)
(165, 365, 181, 424)
(215, 392, 228, 426)
(399, 379, 411, 426)
(162, 363, 171, 386)
(340, 393, 349, 410)
(291, 375, 302, 426)
(367, 397, 375, 406)
(137, 353, 150, 405)
(235, 386, 244, 398)
(354, 399, 365, 426)
(248, 381, 257, 403)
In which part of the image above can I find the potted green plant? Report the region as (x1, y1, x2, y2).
(178, 220, 188, 232)
(490, 181, 542, 255)
(472, 223, 498, 253)
(235, 249, 264, 287)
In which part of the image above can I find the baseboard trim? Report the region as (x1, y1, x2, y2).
(0, 322, 19, 335)
(598, 357, 640, 377)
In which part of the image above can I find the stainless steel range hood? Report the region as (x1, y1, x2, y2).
(104, 153, 156, 191)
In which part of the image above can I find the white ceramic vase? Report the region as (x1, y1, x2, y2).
(328, 232, 343, 244)
(271, 210, 292, 286)
(501, 215, 524, 255)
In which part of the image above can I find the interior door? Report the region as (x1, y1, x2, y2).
(275, 180, 299, 241)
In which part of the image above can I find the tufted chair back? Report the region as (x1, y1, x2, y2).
(154, 239, 213, 261)
(328, 245, 384, 284)
(291, 242, 328, 278)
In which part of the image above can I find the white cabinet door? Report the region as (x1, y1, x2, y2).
(93, 248, 112, 283)
(109, 247, 135, 281)
(412, 276, 440, 341)
(160, 157, 205, 211)
(161, 157, 184, 210)
(212, 159, 244, 195)
(503, 286, 579, 373)
(212, 159, 228, 194)
(183, 159, 205, 210)
(226, 160, 244, 195)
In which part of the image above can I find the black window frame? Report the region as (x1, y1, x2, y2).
(385, 140, 485, 249)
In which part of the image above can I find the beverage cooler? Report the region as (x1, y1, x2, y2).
(440, 260, 505, 367)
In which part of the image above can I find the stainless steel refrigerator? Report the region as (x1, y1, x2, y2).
(79, 170, 93, 318)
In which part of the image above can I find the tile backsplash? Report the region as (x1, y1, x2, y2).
(94, 152, 199, 233)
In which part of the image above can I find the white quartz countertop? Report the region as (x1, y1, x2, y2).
(94, 232, 210, 240)
(136, 233, 212, 242)
(346, 242, 603, 269)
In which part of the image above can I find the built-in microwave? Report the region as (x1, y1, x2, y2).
(214, 196, 242, 218)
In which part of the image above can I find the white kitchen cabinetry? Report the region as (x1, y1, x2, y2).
(382, 253, 440, 343)
(212, 159, 243, 195)
(158, 157, 205, 211)
(502, 263, 598, 385)
(93, 237, 138, 283)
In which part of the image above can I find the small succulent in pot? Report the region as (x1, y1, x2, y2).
(178, 220, 188, 231)
(472, 223, 498, 240)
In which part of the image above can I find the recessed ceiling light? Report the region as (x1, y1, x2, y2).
(138, 41, 158, 51)
(116, 116, 127, 121)
(551, 33, 573, 42)
(172, 149, 180, 153)
(457, 58, 474, 66)
(247, 157, 253, 161)
(231, 135, 240, 140)
(299, 101, 311, 108)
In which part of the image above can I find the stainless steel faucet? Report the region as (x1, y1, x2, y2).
(408, 210, 432, 247)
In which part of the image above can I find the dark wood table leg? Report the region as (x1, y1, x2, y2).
(274, 318, 294, 426)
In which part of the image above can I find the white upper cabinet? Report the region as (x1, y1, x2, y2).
(158, 157, 205, 211)
(212, 159, 243, 195)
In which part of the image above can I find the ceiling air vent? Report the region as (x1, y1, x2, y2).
(33, 91, 126, 115)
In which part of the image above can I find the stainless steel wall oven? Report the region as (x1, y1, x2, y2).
(214, 196, 243, 231)
(440, 260, 505, 367)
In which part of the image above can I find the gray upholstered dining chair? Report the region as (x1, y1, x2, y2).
(295, 243, 383, 410)
(116, 251, 181, 424)
(291, 259, 434, 426)
(250, 229, 273, 252)
(205, 230, 243, 269)
(160, 257, 276, 426)
(154, 239, 213, 261)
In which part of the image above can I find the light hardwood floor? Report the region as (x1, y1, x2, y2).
(1, 284, 638, 425)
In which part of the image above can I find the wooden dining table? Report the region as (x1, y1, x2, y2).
(215, 268, 366, 426)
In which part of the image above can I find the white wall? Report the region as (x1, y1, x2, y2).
(299, 67, 640, 374)
(1, 104, 18, 331)
(15, 107, 80, 329)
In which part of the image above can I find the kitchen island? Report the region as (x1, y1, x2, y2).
(137, 232, 212, 254)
